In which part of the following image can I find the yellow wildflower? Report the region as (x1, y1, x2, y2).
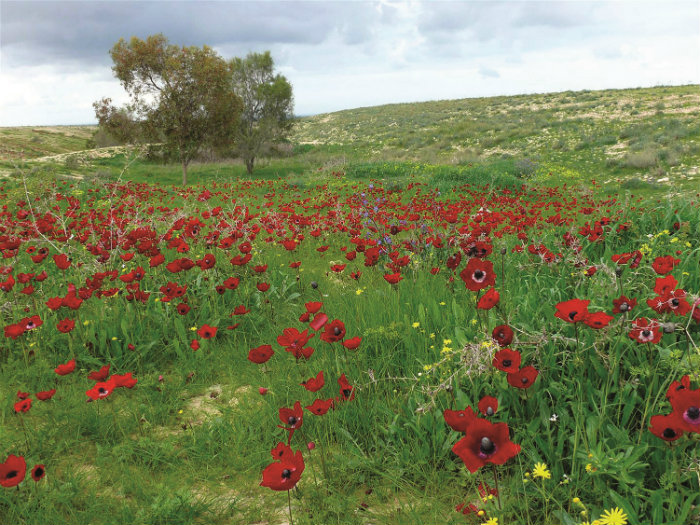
(356, 289, 363, 295)
(598, 507, 627, 525)
(412, 322, 420, 328)
(532, 462, 551, 479)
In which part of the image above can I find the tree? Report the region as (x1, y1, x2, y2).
(229, 51, 294, 174)
(95, 34, 241, 185)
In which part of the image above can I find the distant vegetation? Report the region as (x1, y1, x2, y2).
(1, 84, 698, 191)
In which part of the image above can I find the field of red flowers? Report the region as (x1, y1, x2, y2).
(0, 171, 698, 524)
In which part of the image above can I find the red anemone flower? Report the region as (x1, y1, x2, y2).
(383, 272, 402, 284)
(612, 295, 637, 314)
(36, 389, 56, 401)
(306, 398, 334, 415)
(248, 345, 274, 364)
(14, 398, 32, 413)
(278, 401, 304, 443)
(260, 449, 305, 491)
(477, 288, 500, 310)
(0, 454, 27, 488)
(451, 418, 521, 473)
(341, 336, 362, 350)
(478, 396, 499, 417)
(87, 365, 110, 382)
(197, 324, 218, 339)
(301, 371, 325, 392)
(492, 348, 521, 373)
(628, 318, 662, 344)
(86, 379, 116, 401)
(491, 325, 514, 347)
(554, 299, 590, 323)
(443, 406, 478, 432)
(652, 255, 680, 275)
(583, 311, 614, 330)
(309, 312, 329, 331)
(320, 319, 346, 343)
(54, 358, 76, 376)
(459, 258, 496, 292)
(57, 319, 76, 333)
(507, 366, 539, 389)
(305, 302, 323, 314)
(337, 373, 355, 401)
(30, 464, 46, 482)
(649, 413, 684, 442)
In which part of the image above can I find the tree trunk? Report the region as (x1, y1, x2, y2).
(182, 162, 188, 185)
(245, 157, 255, 174)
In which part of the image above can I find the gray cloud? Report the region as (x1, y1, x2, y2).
(1, 1, 369, 67)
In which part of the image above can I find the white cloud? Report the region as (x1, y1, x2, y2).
(1, 0, 698, 125)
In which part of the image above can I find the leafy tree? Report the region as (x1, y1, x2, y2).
(95, 34, 241, 185)
(229, 51, 294, 174)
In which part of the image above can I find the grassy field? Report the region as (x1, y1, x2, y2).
(0, 86, 699, 525)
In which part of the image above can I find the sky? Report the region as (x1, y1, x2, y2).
(1, 0, 698, 126)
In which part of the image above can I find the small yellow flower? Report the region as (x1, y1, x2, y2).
(429, 333, 435, 339)
(178, 409, 183, 414)
(443, 338, 451, 345)
(471, 319, 478, 325)
(190, 326, 197, 331)
(154, 298, 160, 302)
(356, 289, 363, 295)
(598, 507, 627, 525)
(532, 462, 551, 479)
(412, 322, 420, 328)
(111, 337, 117, 341)
(573, 497, 581, 504)
(585, 463, 595, 472)
(83, 320, 90, 326)
(484, 518, 498, 525)
(685, 242, 692, 248)
(477, 510, 485, 517)
(439, 301, 446, 306)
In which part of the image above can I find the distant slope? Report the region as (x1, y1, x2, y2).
(291, 85, 700, 183)
(0, 126, 96, 161)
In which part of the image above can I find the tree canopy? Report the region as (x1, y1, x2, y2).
(229, 51, 294, 173)
(95, 34, 241, 185)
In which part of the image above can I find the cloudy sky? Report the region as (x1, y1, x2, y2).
(1, 0, 698, 126)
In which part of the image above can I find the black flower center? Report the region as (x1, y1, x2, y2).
(288, 416, 298, 425)
(334, 327, 341, 336)
(642, 330, 651, 337)
(282, 469, 291, 479)
(98, 387, 107, 394)
(687, 407, 700, 421)
(343, 388, 352, 398)
(662, 428, 677, 439)
(6, 470, 18, 479)
(521, 377, 529, 384)
(502, 359, 512, 367)
(671, 298, 680, 307)
(619, 303, 629, 312)
(473, 270, 485, 281)
(33, 467, 44, 477)
(480, 437, 495, 455)
(486, 407, 494, 416)
(568, 311, 577, 320)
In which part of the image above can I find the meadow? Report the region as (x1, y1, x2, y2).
(0, 86, 699, 525)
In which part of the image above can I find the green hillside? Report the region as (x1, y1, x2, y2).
(0, 125, 96, 161)
(291, 85, 700, 186)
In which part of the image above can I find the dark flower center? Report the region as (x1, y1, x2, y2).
(282, 469, 291, 479)
(480, 437, 495, 455)
(619, 302, 629, 312)
(6, 470, 18, 479)
(288, 416, 298, 425)
(568, 311, 577, 320)
(687, 407, 700, 421)
(98, 387, 107, 394)
(642, 330, 651, 337)
(671, 298, 680, 307)
(33, 467, 44, 478)
(521, 377, 529, 384)
(473, 270, 485, 281)
(343, 388, 352, 397)
(662, 428, 677, 439)
(502, 359, 512, 367)
(486, 407, 494, 416)
(334, 327, 341, 336)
